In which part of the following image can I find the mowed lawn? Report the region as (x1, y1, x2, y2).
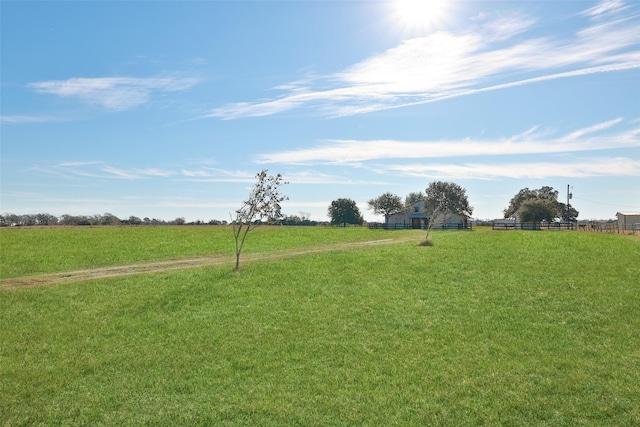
(1, 227, 639, 425)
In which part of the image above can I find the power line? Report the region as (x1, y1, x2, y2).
(573, 196, 640, 210)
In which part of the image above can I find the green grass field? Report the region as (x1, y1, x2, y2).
(0, 226, 395, 280)
(1, 226, 639, 425)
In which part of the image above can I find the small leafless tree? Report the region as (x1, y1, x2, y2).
(232, 170, 288, 271)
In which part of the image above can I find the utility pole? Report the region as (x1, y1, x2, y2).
(567, 184, 572, 226)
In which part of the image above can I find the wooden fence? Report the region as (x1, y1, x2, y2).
(576, 221, 621, 233)
(492, 222, 583, 231)
(492, 221, 637, 234)
(368, 223, 472, 230)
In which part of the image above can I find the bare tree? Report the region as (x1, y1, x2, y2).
(232, 170, 288, 271)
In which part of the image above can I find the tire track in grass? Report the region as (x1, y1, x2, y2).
(2, 237, 415, 289)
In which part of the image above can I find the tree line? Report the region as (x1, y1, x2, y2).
(329, 184, 578, 227)
(329, 181, 473, 245)
(328, 181, 473, 226)
(1, 185, 578, 228)
(0, 212, 324, 228)
(0, 213, 190, 227)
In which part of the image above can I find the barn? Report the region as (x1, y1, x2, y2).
(387, 201, 469, 229)
(616, 212, 640, 231)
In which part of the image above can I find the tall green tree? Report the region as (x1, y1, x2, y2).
(328, 198, 363, 227)
(232, 170, 288, 271)
(423, 181, 473, 244)
(517, 198, 561, 223)
(504, 186, 558, 219)
(504, 186, 578, 222)
(558, 202, 580, 223)
(368, 192, 403, 225)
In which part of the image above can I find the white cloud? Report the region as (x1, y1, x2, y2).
(106, 167, 176, 180)
(179, 168, 259, 182)
(477, 14, 537, 41)
(561, 118, 623, 140)
(156, 201, 238, 209)
(34, 161, 381, 187)
(257, 120, 640, 164)
(0, 115, 59, 124)
(37, 162, 283, 183)
(181, 169, 212, 178)
(57, 161, 103, 167)
(284, 170, 387, 185)
(209, 3, 640, 119)
(135, 168, 176, 178)
(581, 0, 629, 19)
(34, 162, 177, 180)
(29, 76, 199, 111)
(382, 157, 640, 180)
(178, 168, 383, 185)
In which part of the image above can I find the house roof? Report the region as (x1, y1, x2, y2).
(616, 212, 640, 216)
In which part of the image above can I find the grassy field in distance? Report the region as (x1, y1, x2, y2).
(1, 227, 638, 425)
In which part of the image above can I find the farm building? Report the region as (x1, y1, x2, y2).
(387, 201, 469, 229)
(616, 212, 640, 231)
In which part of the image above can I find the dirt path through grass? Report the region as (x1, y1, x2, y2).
(2, 236, 415, 289)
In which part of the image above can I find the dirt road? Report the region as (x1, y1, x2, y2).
(2, 237, 415, 290)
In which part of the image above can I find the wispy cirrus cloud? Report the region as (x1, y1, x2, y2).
(37, 162, 274, 184)
(256, 119, 640, 164)
(29, 76, 199, 111)
(209, 0, 640, 119)
(0, 115, 59, 124)
(381, 157, 640, 180)
(180, 168, 260, 183)
(35, 162, 178, 180)
(254, 118, 640, 180)
(582, 0, 629, 19)
(32, 161, 381, 187)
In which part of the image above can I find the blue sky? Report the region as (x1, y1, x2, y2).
(2, 0, 639, 222)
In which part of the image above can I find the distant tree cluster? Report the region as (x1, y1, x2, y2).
(365, 182, 473, 243)
(0, 212, 229, 227)
(331, 181, 473, 244)
(280, 213, 320, 226)
(504, 186, 578, 223)
(0, 211, 329, 228)
(0, 213, 60, 227)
